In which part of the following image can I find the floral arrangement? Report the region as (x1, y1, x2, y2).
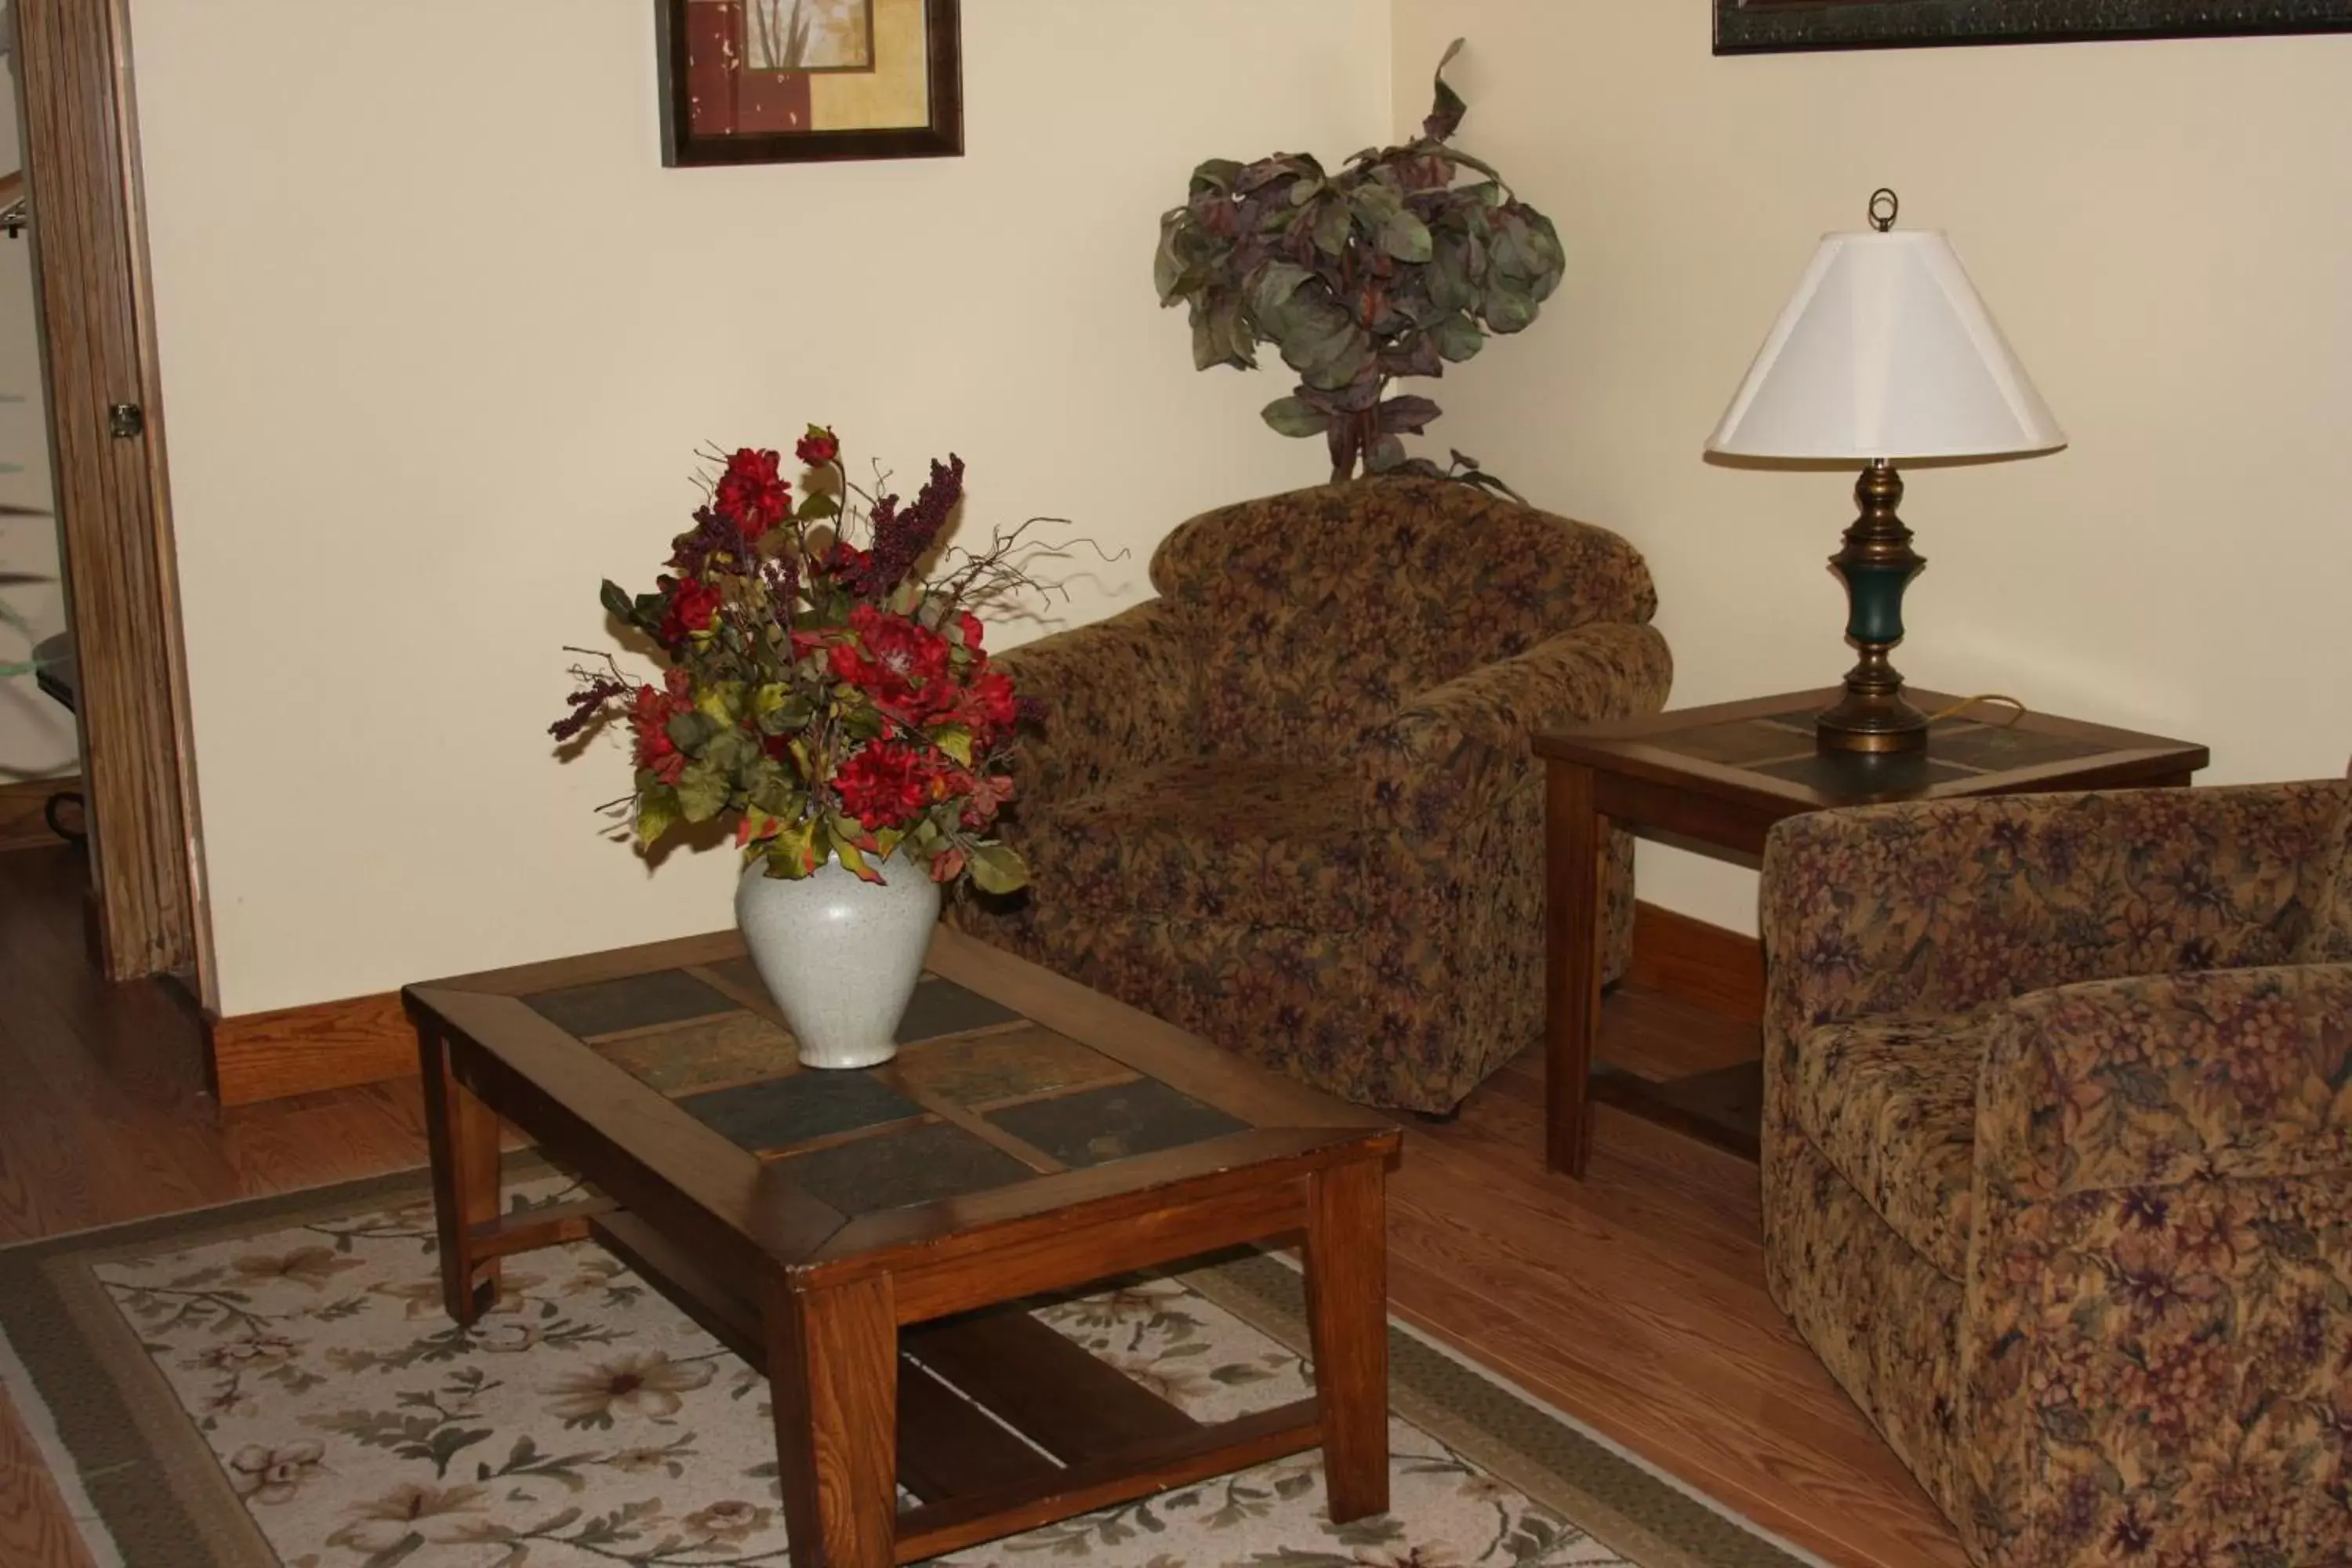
(553, 426, 1035, 893)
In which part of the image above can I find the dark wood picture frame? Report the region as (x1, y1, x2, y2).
(656, 0, 962, 166)
(1717, 0, 2352, 52)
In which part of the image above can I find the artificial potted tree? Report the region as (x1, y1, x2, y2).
(1154, 42, 1564, 483)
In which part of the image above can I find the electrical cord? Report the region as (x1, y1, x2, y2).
(1923, 693, 2027, 728)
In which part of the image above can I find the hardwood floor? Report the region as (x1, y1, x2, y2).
(0, 842, 1963, 1567)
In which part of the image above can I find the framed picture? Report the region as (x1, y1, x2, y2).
(657, 0, 962, 165)
(1716, 0, 2352, 53)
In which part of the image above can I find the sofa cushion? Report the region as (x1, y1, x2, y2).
(2301, 765, 2352, 961)
(1791, 1014, 1988, 1281)
(1018, 757, 1376, 932)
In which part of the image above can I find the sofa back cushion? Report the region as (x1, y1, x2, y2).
(1149, 477, 1657, 755)
(2302, 764, 2352, 961)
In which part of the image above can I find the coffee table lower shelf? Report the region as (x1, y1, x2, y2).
(589, 1207, 1326, 1564)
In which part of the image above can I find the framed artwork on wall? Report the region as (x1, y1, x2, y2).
(1716, 0, 2352, 53)
(656, 0, 963, 165)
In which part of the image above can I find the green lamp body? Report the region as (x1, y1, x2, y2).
(1814, 460, 1929, 753)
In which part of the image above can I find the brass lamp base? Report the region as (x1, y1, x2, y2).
(1817, 460, 1929, 756)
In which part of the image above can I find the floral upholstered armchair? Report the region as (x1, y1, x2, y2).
(949, 477, 1672, 1112)
(1760, 782, 2352, 1567)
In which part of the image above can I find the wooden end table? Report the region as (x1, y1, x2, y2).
(405, 924, 1400, 1568)
(1535, 686, 2209, 1178)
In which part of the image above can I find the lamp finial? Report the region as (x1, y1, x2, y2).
(1867, 188, 1899, 233)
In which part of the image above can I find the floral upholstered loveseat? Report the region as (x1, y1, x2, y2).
(1760, 782, 2352, 1567)
(948, 477, 1672, 1112)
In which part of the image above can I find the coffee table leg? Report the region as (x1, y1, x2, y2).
(418, 1022, 503, 1326)
(764, 1271, 897, 1568)
(1305, 1156, 1389, 1523)
(1545, 760, 1605, 1178)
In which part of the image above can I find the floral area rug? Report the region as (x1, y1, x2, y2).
(0, 1166, 1813, 1568)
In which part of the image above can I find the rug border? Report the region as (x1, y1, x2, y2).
(2, 1163, 1820, 1568)
(1184, 1255, 1824, 1568)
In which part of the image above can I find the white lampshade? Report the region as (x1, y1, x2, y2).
(1707, 229, 2064, 461)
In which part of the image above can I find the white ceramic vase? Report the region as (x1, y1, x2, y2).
(734, 852, 941, 1070)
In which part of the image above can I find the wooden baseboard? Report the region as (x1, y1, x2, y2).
(206, 991, 413, 1106)
(1629, 901, 1763, 1022)
(0, 775, 79, 851)
(201, 901, 1765, 1108)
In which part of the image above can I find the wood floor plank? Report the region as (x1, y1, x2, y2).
(0, 844, 1967, 1567)
(0, 1388, 95, 1568)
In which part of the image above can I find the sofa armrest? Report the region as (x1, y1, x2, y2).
(995, 598, 1197, 804)
(1760, 782, 2339, 1047)
(1976, 961, 2352, 1200)
(1953, 960, 2352, 1568)
(1359, 621, 1672, 834)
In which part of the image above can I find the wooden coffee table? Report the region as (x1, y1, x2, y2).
(404, 925, 1401, 1568)
(1536, 687, 2208, 1178)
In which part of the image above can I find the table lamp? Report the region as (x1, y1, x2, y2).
(1706, 191, 2064, 753)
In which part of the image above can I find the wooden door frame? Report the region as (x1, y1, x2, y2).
(10, 0, 212, 1003)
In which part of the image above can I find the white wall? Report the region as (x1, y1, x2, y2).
(0, 66, 74, 781)
(131, 0, 1390, 1014)
(1389, 3, 2352, 933)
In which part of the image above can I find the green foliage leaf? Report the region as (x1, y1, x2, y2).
(1379, 395, 1442, 434)
(1425, 38, 1468, 142)
(832, 833, 883, 884)
(1187, 157, 1244, 197)
(1189, 294, 1254, 372)
(1378, 209, 1432, 263)
(1481, 276, 1538, 335)
(967, 843, 1029, 895)
(692, 681, 743, 725)
(795, 489, 841, 521)
(931, 724, 975, 766)
(1428, 237, 1479, 314)
(1430, 313, 1485, 362)
(634, 790, 680, 848)
(763, 817, 820, 879)
(1310, 194, 1354, 257)
(1367, 435, 1409, 473)
(1346, 183, 1405, 229)
(1260, 396, 1331, 438)
(673, 762, 730, 823)
(1246, 260, 1315, 321)
(598, 579, 637, 626)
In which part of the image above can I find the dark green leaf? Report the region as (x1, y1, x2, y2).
(1431, 313, 1485, 361)
(598, 579, 635, 624)
(1189, 294, 1256, 372)
(1347, 183, 1405, 228)
(1246, 260, 1316, 321)
(1379, 395, 1442, 434)
(673, 763, 729, 823)
(1428, 238, 1479, 314)
(1187, 157, 1243, 196)
(1424, 38, 1467, 142)
(1481, 277, 1538, 334)
(1310, 195, 1354, 256)
(1261, 396, 1332, 438)
(1377, 210, 1432, 263)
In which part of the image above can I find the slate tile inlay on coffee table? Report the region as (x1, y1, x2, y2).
(406, 926, 1400, 1568)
